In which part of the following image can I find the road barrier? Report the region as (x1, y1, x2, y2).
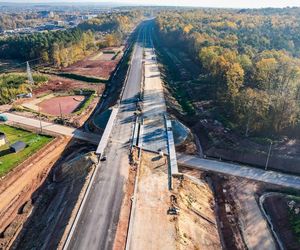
(96, 107, 119, 158)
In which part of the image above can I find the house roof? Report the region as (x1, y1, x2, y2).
(10, 141, 27, 151)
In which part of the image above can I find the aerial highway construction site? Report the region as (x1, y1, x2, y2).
(0, 17, 300, 250)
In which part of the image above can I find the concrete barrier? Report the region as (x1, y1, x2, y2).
(96, 107, 119, 157)
(165, 118, 179, 176)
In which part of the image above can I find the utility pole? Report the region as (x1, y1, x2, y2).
(26, 61, 34, 85)
(59, 102, 63, 124)
(39, 106, 43, 134)
(265, 141, 273, 171)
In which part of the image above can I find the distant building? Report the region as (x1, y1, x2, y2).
(16, 93, 33, 99)
(82, 14, 97, 20)
(0, 132, 6, 147)
(54, 20, 65, 26)
(38, 11, 55, 19)
(10, 141, 27, 153)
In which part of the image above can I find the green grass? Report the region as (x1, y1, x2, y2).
(73, 92, 96, 115)
(289, 209, 300, 242)
(0, 125, 52, 177)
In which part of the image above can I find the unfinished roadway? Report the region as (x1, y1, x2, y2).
(64, 22, 147, 250)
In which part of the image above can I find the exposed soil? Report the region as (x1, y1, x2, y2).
(10, 142, 97, 250)
(14, 75, 101, 128)
(128, 151, 177, 250)
(174, 175, 222, 249)
(128, 151, 221, 250)
(194, 120, 300, 174)
(62, 48, 123, 80)
(263, 193, 300, 250)
(210, 174, 281, 250)
(0, 136, 70, 249)
(33, 75, 103, 96)
(210, 175, 247, 250)
(38, 95, 85, 116)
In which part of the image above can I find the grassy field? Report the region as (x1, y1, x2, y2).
(0, 125, 52, 177)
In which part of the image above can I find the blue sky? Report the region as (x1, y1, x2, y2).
(2, 0, 300, 8)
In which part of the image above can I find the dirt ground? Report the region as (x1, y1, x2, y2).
(227, 177, 278, 250)
(263, 193, 300, 250)
(174, 175, 221, 249)
(128, 151, 177, 250)
(128, 151, 221, 250)
(10, 143, 97, 250)
(62, 47, 123, 80)
(0, 136, 70, 249)
(33, 75, 103, 96)
(13, 74, 101, 127)
(210, 174, 279, 250)
(38, 95, 85, 116)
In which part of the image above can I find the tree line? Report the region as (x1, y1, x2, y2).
(0, 28, 95, 67)
(0, 11, 143, 67)
(156, 8, 300, 135)
(78, 10, 143, 48)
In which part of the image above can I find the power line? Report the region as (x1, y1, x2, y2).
(0, 57, 42, 74)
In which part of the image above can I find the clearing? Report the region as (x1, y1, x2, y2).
(62, 47, 123, 80)
(210, 174, 277, 250)
(0, 124, 52, 177)
(38, 95, 85, 116)
(33, 75, 102, 96)
(14, 75, 100, 127)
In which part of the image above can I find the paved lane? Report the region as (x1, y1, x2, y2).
(66, 22, 146, 250)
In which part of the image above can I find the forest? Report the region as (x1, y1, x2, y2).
(0, 11, 142, 67)
(0, 28, 95, 67)
(156, 8, 300, 136)
(78, 10, 144, 47)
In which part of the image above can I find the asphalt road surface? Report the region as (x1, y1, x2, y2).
(177, 153, 300, 189)
(66, 22, 148, 250)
